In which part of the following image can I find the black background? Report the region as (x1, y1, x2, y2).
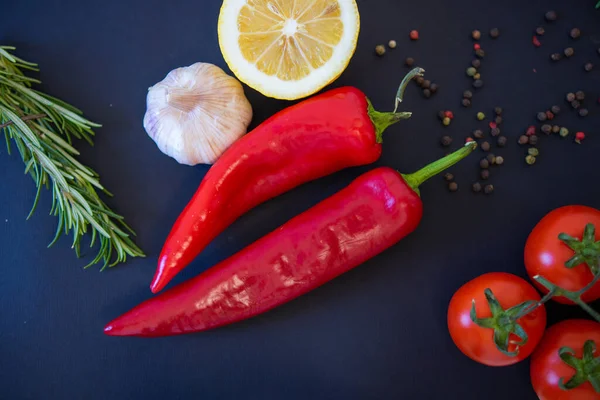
(2, 0, 600, 399)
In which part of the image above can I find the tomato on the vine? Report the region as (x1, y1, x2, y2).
(447, 272, 547, 366)
(525, 205, 600, 304)
(531, 319, 600, 400)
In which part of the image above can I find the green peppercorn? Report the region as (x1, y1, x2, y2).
(472, 182, 482, 192)
(444, 172, 454, 182)
(576, 91, 585, 101)
(472, 30, 481, 40)
(494, 107, 503, 115)
(545, 11, 557, 22)
(471, 59, 481, 68)
(463, 90, 473, 99)
(579, 108, 589, 117)
(486, 154, 496, 164)
(541, 124, 552, 135)
(564, 47, 575, 58)
(551, 105, 560, 114)
(480, 158, 489, 169)
(537, 112, 547, 122)
(528, 147, 539, 156)
(536, 27, 545, 36)
(552, 125, 560, 134)
(430, 83, 439, 93)
(423, 89, 432, 98)
(529, 135, 539, 145)
(477, 112, 485, 120)
(448, 182, 459, 192)
(570, 28, 581, 39)
(484, 184, 494, 195)
(566, 92, 576, 102)
(480, 170, 489, 180)
(441, 135, 453, 147)
(481, 141, 491, 152)
(405, 57, 415, 67)
(443, 117, 451, 126)
(462, 98, 471, 107)
(473, 79, 483, 89)
(473, 129, 484, 139)
(489, 28, 500, 39)
(388, 40, 397, 49)
(551, 53, 562, 61)
(495, 156, 504, 165)
(466, 67, 477, 77)
(518, 135, 529, 145)
(491, 127, 500, 137)
(375, 45, 386, 56)
(497, 136, 507, 147)
(559, 127, 569, 137)
(526, 155, 536, 165)
(475, 49, 485, 58)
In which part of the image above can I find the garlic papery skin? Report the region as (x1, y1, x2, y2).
(143, 62, 253, 166)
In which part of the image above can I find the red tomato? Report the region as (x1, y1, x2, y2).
(531, 319, 600, 400)
(448, 272, 547, 366)
(525, 205, 600, 304)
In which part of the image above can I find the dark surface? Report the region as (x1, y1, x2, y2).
(2, 0, 600, 399)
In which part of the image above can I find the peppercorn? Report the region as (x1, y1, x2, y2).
(441, 135, 453, 147)
(536, 111, 546, 122)
(415, 76, 425, 86)
(486, 154, 496, 164)
(477, 112, 485, 120)
(584, 63, 594, 72)
(480, 170, 489, 180)
(579, 108, 589, 117)
(518, 135, 529, 145)
(448, 182, 458, 192)
(474, 43, 481, 51)
(466, 67, 477, 77)
(480, 158, 489, 169)
(529, 135, 539, 145)
(551, 105, 560, 115)
(481, 141, 491, 152)
(472, 30, 481, 40)
(550, 53, 562, 61)
(559, 127, 569, 137)
(494, 116, 503, 125)
(444, 111, 454, 119)
(409, 30, 419, 40)
(552, 125, 560, 134)
(533, 36, 542, 48)
(494, 107, 503, 115)
(388, 40, 397, 49)
(462, 98, 471, 107)
(423, 89, 431, 98)
(535, 27, 545, 36)
(528, 147, 539, 156)
(442, 117, 451, 126)
(471, 59, 481, 68)
(491, 127, 500, 137)
(525, 155, 536, 165)
(475, 49, 485, 58)
(570, 28, 581, 39)
(576, 91, 585, 101)
(473, 73, 481, 80)
(444, 172, 454, 182)
(430, 83, 439, 93)
(489, 28, 500, 39)
(575, 132, 585, 144)
(564, 47, 574, 58)
(484, 184, 494, 195)
(545, 11, 557, 22)
(438, 110, 446, 120)
(473, 79, 483, 89)
(422, 80, 431, 89)
(571, 100, 581, 109)
(463, 90, 473, 99)
(473, 129, 484, 139)
(566, 92, 576, 102)
(405, 57, 415, 67)
(541, 124, 552, 135)
(546, 111, 554, 120)
(472, 182, 482, 192)
(375, 45, 386, 56)
(495, 156, 504, 165)
(497, 136, 507, 147)
(526, 126, 536, 136)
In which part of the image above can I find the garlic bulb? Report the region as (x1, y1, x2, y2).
(143, 62, 252, 165)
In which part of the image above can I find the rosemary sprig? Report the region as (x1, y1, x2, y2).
(0, 46, 144, 269)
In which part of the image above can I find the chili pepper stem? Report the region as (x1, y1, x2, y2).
(403, 142, 477, 195)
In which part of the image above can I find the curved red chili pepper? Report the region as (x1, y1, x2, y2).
(106, 143, 475, 337)
(151, 70, 422, 293)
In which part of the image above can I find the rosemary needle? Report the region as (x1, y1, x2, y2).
(0, 46, 144, 269)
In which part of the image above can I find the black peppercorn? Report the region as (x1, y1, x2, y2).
(518, 135, 529, 145)
(430, 83, 439, 93)
(529, 135, 539, 145)
(570, 28, 581, 39)
(541, 124, 552, 135)
(584, 63, 594, 72)
(475, 49, 485, 58)
(571, 100, 581, 109)
(438, 110, 446, 120)
(566, 92, 576, 102)
(422, 80, 431, 89)
(423, 89, 432, 98)
(473, 79, 483, 89)
(405, 57, 415, 67)
(552, 125, 560, 134)
(480, 158, 490, 169)
(473, 129, 484, 139)
(441, 135, 453, 147)
(462, 98, 471, 107)
(463, 90, 473, 99)
(497, 136, 507, 147)
(481, 141, 491, 152)
(494, 116, 503, 125)
(490, 28, 500, 39)
(494, 107, 503, 115)
(537, 112, 547, 122)
(535, 27, 545, 36)
(551, 105, 560, 114)
(444, 172, 454, 182)
(491, 127, 500, 137)
(415, 76, 425, 86)
(448, 182, 458, 192)
(579, 108, 589, 117)
(576, 91, 585, 101)
(486, 154, 496, 164)
(550, 53, 562, 61)
(472, 182, 482, 192)
(484, 184, 494, 195)
(564, 47, 574, 58)
(480, 170, 489, 180)
(471, 59, 481, 68)
(545, 11, 557, 22)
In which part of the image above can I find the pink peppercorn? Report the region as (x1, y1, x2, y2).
(526, 126, 536, 136)
(474, 43, 481, 50)
(575, 132, 585, 144)
(532, 36, 541, 47)
(410, 30, 419, 40)
(444, 110, 454, 119)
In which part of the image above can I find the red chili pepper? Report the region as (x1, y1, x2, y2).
(150, 70, 422, 293)
(105, 144, 476, 336)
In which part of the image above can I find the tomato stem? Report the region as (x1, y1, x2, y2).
(558, 340, 600, 393)
(559, 223, 600, 275)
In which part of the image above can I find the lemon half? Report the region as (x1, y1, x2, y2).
(218, 0, 360, 100)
